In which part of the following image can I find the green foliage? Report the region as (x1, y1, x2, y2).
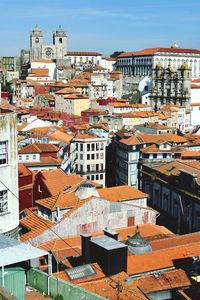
(110, 51, 125, 58)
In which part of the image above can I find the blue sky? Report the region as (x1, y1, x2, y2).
(1, 0, 200, 56)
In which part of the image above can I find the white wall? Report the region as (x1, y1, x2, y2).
(0, 112, 19, 237)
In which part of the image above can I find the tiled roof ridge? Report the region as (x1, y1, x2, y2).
(134, 240, 200, 258)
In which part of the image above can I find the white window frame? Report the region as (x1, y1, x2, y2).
(0, 190, 8, 213)
(0, 141, 8, 165)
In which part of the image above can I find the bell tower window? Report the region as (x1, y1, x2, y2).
(35, 37, 39, 43)
(59, 38, 62, 44)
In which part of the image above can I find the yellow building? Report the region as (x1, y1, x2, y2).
(55, 93, 90, 116)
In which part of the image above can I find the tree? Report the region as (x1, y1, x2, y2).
(110, 51, 125, 58)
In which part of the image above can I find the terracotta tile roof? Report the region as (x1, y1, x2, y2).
(74, 133, 99, 139)
(153, 160, 200, 184)
(37, 169, 86, 196)
(48, 130, 74, 143)
(31, 59, 54, 63)
(98, 185, 148, 202)
(38, 224, 173, 252)
(20, 212, 54, 242)
(181, 150, 200, 157)
(118, 47, 200, 57)
(150, 231, 200, 251)
(63, 94, 89, 100)
(137, 122, 171, 130)
(127, 242, 200, 275)
(135, 269, 191, 293)
(161, 104, 182, 112)
(24, 156, 62, 166)
(141, 144, 171, 153)
(191, 84, 200, 89)
(30, 68, 49, 76)
(18, 163, 32, 177)
(67, 51, 102, 56)
(18, 143, 59, 154)
(35, 193, 78, 211)
(109, 102, 132, 107)
(120, 133, 187, 146)
(55, 87, 76, 94)
(191, 103, 200, 106)
(78, 272, 148, 299)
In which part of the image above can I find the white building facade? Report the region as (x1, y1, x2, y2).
(0, 109, 19, 238)
(116, 44, 200, 79)
(74, 134, 106, 187)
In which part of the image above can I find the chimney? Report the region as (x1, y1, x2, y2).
(81, 234, 91, 264)
(103, 227, 119, 240)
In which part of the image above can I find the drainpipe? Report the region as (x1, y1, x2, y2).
(47, 254, 52, 296)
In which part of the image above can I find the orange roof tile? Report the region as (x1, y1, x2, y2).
(37, 169, 86, 196)
(31, 59, 54, 63)
(35, 193, 78, 211)
(128, 242, 200, 275)
(98, 185, 148, 202)
(30, 68, 49, 76)
(135, 269, 191, 293)
(78, 272, 148, 299)
(20, 212, 54, 242)
(150, 231, 200, 251)
(18, 143, 59, 154)
(67, 51, 102, 56)
(118, 47, 200, 58)
(18, 163, 33, 177)
(153, 160, 200, 184)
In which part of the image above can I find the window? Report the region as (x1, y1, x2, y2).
(100, 153, 104, 159)
(87, 144, 90, 151)
(80, 154, 83, 160)
(92, 144, 95, 151)
(80, 143, 83, 151)
(87, 165, 90, 172)
(96, 143, 99, 150)
(153, 154, 157, 159)
(0, 190, 8, 213)
(96, 174, 99, 180)
(91, 154, 95, 160)
(19, 155, 22, 161)
(100, 174, 103, 180)
(100, 143, 104, 150)
(80, 165, 83, 172)
(87, 154, 90, 160)
(96, 164, 99, 171)
(91, 175, 94, 180)
(96, 153, 99, 159)
(33, 154, 37, 160)
(101, 164, 103, 170)
(26, 155, 29, 160)
(0, 141, 8, 165)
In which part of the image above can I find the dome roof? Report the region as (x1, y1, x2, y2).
(171, 41, 180, 48)
(75, 181, 100, 200)
(125, 227, 152, 255)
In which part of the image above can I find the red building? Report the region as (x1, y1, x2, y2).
(18, 163, 34, 211)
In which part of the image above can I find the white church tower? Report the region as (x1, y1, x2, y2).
(53, 25, 67, 60)
(30, 25, 43, 61)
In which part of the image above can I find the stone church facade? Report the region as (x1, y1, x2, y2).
(30, 25, 67, 61)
